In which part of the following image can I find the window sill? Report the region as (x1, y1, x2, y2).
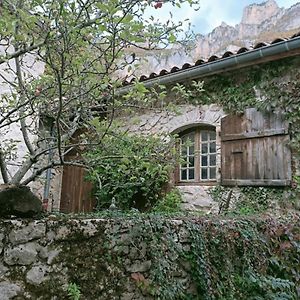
(176, 181, 217, 186)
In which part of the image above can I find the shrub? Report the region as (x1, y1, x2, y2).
(152, 188, 182, 213)
(86, 131, 178, 211)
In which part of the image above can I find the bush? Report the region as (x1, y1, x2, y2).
(152, 188, 182, 213)
(86, 131, 178, 211)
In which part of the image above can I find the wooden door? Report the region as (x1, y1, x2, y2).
(221, 108, 291, 186)
(60, 164, 95, 213)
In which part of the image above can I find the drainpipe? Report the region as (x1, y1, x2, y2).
(117, 36, 300, 95)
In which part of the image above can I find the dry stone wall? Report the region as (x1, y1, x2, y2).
(0, 214, 299, 299)
(0, 217, 198, 300)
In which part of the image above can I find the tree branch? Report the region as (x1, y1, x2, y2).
(0, 147, 9, 183)
(0, 40, 46, 65)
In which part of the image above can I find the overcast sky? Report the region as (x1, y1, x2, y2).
(146, 0, 300, 34)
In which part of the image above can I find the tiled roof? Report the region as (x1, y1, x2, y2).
(122, 31, 300, 86)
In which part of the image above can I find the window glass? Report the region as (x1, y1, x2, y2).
(210, 155, 216, 166)
(201, 168, 208, 180)
(189, 169, 195, 180)
(201, 132, 208, 141)
(209, 142, 216, 153)
(201, 143, 208, 154)
(209, 132, 216, 141)
(181, 169, 187, 180)
(210, 167, 216, 179)
(201, 156, 208, 166)
(189, 156, 195, 166)
(189, 146, 194, 155)
(180, 132, 195, 181)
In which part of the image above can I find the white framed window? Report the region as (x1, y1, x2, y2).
(178, 127, 217, 184)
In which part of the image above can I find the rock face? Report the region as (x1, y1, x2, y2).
(241, 0, 281, 25)
(0, 185, 42, 217)
(128, 0, 300, 77)
(193, 0, 300, 59)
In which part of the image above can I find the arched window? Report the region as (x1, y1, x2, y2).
(177, 126, 217, 184)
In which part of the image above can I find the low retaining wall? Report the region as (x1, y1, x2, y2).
(0, 214, 299, 299)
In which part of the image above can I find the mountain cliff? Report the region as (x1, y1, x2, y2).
(193, 0, 300, 59)
(127, 0, 300, 78)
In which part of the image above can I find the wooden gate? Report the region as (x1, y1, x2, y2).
(60, 164, 95, 213)
(221, 108, 291, 186)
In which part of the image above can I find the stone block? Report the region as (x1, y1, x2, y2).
(4, 242, 38, 265)
(126, 260, 152, 273)
(26, 264, 50, 285)
(0, 282, 22, 300)
(0, 262, 9, 278)
(0, 231, 4, 254)
(120, 293, 134, 300)
(9, 221, 46, 245)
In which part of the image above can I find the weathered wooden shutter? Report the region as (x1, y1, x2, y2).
(221, 108, 291, 186)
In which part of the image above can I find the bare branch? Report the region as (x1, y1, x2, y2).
(0, 40, 46, 66)
(14, 53, 35, 156)
(0, 147, 9, 183)
(21, 160, 88, 186)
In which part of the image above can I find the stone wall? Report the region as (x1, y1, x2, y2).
(0, 214, 299, 299)
(124, 104, 225, 211)
(0, 217, 199, 300)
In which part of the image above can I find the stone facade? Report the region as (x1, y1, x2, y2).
(124, 104, 225, 211)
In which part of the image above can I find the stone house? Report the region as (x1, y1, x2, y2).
(2, 32, 300, 213)
(111, 31, 300, 212)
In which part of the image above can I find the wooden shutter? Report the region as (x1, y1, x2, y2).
(221, 108, 291, 186)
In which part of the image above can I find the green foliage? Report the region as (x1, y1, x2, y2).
(0, 0, 198, 185)
(152, 188, 182, 213)
(183, 215, 300, 299)
(209, 186, 286, 215)
(86, 129, 178, 211)
(56, 213, 300, 299)
(67, 282, 81, 300)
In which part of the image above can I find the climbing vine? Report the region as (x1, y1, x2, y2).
(171, 57, 300, 212)
(59, 213, 300, 299)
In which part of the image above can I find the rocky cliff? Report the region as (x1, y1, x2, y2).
(193, 0, 300, 59)
(128, 0, 300, 77)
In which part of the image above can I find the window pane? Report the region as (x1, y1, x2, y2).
(181, 169, 187, 180)
(201, 156, 208, 166)
(201, 132, 208, 141)
(189, 146, 194, 155)
(209, 142, 216, 153)
(209, 132, 216, 141)
(181, 147, 187, 156)
(210, 167, 216, 179)
(189, 169, 195, 180)
(181, 133, 194, 145)
(210, 155, 216, 166)
(188, 156, 195, 167)
(201, 143, 208, 154)
(181, 160, 188, 168)
(201, 168, 208, 180)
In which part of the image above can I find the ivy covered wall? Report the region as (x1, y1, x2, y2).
(0, 214, 299, 299)
(122, 55, 300, 213)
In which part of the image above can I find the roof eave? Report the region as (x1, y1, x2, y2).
(117, 36, 300, 95)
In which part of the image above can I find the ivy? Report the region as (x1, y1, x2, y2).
(209, 186, 287, 215)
